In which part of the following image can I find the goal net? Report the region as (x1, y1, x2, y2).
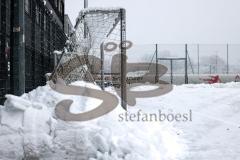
(50, 8, 127, 108)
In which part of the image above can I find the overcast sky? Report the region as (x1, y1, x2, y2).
(65, 0, 240, 44)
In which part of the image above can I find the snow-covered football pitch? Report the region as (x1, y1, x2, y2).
(0, 81, 240, 160)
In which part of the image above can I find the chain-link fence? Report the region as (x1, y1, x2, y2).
(0, 0, 66, 105)
(126, 43, 240, 85)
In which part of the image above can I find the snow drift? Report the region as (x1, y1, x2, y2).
(1, 81, 240, 160)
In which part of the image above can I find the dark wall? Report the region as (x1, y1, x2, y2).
(0, 0, 11, 104)
(24, 0, 66, 92)
(49, 0, 65, 24)
(0, 0, 66, 104)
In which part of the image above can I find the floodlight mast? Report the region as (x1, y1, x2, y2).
(84, 0, 88, 8)
(83, 0, 88, 38)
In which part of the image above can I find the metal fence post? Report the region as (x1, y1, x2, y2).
(227, 44, 229, 74)
(215, 54, 218, 74)
(120, 9, 127, 110)
(84, 0, 88, 38)
(84, 0, 88, 8)
(12, 0, 25, 95)
(170, 59, 173, 84)
(197, 44, 200, 75)
(54, 53, 57, 67)
(100, 43, 105, 90)
(155, 44, 159, 83)
(185, 44, 188, 84)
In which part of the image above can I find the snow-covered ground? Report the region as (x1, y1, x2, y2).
(0, 81, 240, 160)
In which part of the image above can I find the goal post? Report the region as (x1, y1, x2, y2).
(120, 9, 127, 110)
(51, 8, 127, 109)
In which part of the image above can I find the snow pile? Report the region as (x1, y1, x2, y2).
(0, 81, 185, 160)
(53, 50, 63, 55)
(1, 81, 240, 160)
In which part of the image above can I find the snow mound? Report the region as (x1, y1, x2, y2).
(0, 81, 185, 160)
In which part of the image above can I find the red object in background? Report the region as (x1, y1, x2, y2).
(202, 75, 221, 84)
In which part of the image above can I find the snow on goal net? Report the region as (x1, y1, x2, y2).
(50, 8, 127, 107)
